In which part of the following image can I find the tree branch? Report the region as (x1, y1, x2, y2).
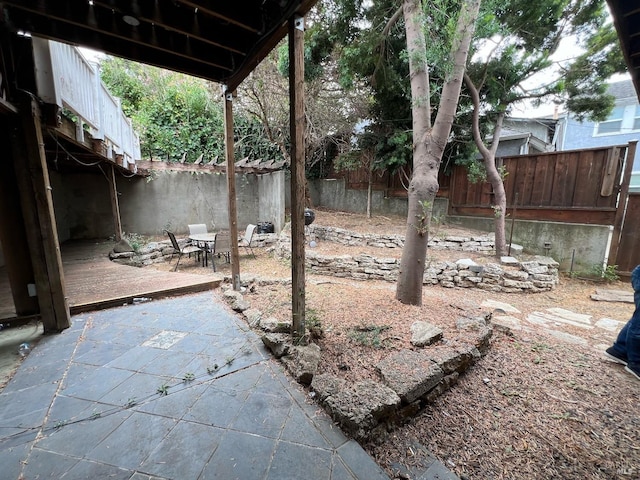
(371, 6, 404, 86)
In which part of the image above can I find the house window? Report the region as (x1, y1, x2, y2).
(596, 106, 625, 134)
(634, 105, 640, 131)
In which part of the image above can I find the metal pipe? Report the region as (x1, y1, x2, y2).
(508, 192, 518, 256)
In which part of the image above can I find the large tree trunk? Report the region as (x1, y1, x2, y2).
(396, 0, 480, 305)
(464, 73, 508, 256)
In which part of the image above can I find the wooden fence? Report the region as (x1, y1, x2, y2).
(448, 145, 630, 225)
(323, 142, 639, 273)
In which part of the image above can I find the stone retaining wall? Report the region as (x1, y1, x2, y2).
(309, 225, 496, 252)
(109, 233, 279, 267)
(276, 229, 559, 292)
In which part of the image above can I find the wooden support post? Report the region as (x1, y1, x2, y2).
(609, 141, 637, 267)
(107, 164, 123, 242)
(0, 116, 39, 316)
(224, 89, 241, 291)
(14, 95, 70, 332)
(289, 15, 306, 339)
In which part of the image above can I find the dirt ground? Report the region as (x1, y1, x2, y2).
(149, 208, 639, 480)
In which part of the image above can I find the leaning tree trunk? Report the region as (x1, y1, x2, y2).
(396, 0, 481, 305)
(464, 73, 508, 256)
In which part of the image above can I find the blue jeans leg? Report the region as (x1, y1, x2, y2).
(613, 265, 640, 368)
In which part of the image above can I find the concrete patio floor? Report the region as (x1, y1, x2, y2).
(0, 292, 390, 479)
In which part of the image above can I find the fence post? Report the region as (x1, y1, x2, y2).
(608, 141, 637, 268)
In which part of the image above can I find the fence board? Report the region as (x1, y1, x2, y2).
(616, 193, 640, 275)
(448, 145, 629, 224)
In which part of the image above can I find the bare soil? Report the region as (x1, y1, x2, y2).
(149, 208, 639, 480)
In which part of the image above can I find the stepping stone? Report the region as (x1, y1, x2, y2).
(482, 299, 521, 314)
(525, 312, 553, 326)
(492, 315, 522, 334)
(546, 308, 593, 325)
(545, 329, 589, 345)
(590, 289, 634, 304)
(594, 318, 626, 332)
(527, 311, 593, 330)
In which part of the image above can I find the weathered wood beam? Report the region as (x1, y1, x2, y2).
(177, 0, 260, 33)
(16, 95, 70, 332)
(0, 116, 39, 317)
(92, 0, 248, 55)
(5, 6, 232, 81)
(289, 15, 306, 339)
(107, 164, 123, 242)
(224, 89, 241, 291)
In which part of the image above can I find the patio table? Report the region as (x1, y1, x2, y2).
(189, 232, 217, 267)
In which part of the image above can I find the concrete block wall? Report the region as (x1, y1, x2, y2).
(51, 169, 286, 241)
(306, 177, 614, 273)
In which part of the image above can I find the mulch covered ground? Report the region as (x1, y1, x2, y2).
(150, 208, 639, 479)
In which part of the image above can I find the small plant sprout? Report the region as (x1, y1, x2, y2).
(207, 364, 219, 375)
(157, 384, 170, 396)
(125, 398, 137, 408)
(225, 356, 234, 366)
(183, 372, 195, 383)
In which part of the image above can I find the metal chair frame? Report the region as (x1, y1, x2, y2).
(165, 230, 202, 271)
(239, 224, 257, 258)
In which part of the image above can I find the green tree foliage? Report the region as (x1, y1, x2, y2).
(100, 57, 225, 162)
(311, 0, 624, 177)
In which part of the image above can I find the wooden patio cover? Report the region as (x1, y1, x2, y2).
(0, 0, 316, 334)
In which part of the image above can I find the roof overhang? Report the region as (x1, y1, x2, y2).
(607, 0, 640, 100)
(0, 0, 317, 90)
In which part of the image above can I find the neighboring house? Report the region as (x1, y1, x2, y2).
(486, 117, 558, 158)
(557, 79, 640, 192)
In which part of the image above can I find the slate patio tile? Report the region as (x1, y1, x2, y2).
(62, 459, 133, 479)
(129, 473, 167, 480)
(139, 351, 199, 377)
(21, 447, 80, 479)
(105, 345, 165, 372)
(266, 440, 332, 480)
(73, 340, 132, 367)
(212, 362, 265, 393)
(86, 411, 177, 470)
(46, 394, 103, 426)
(330, 455, 358, 480)
(140, 420, 223, 478)
(306, 411, 350, 450)
(134, 382, 208, 419)
(170, 332, 214, 354)
(37, 410, 131, 458)
(61, 364, 132, 402)
(0, 381, 58, 421)
(200, 430, 277, 480)
(0, 424, 39, 450)
(182, 384, 248, 428)
(280, 404, 331, 449)
(0, 442, 32, 480)
(337, 440, 390, 480)
(0, 359, 67, 392)
(99, 371, 173, 407)
(229, 391, 292, 438)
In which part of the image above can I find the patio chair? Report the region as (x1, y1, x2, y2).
(188, 223, 209, 247)
(238, 224, 257, 258)
(165, 230, 202, 271)
(211, 231, 231, 272)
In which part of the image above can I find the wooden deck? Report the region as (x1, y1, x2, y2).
(0, 241, 222, 321)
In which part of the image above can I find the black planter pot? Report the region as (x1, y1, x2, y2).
(304, 208, 315, 226)
(257, 222, 274, 234)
